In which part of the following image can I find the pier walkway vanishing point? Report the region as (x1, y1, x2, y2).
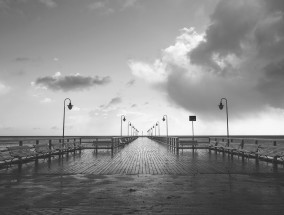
(1, 137, 284, 214)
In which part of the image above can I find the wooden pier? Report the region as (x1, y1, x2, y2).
(1, 137, 284, 214)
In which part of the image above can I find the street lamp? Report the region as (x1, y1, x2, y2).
(63, 98, 73, 143)
(156, 121, 160, 136)
(121, 115, 126, 136)
(128, 122, 131, 136)
(218, 98, 229, 144)
(162, 115, 168, 139)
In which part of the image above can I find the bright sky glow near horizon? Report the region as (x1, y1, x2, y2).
(1, 0, 284, 136)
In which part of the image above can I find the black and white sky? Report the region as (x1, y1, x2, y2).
(1, 0, 284, 135)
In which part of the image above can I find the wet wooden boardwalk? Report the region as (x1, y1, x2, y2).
(1, 137, 283, 175)
(1, 138, 284, 214)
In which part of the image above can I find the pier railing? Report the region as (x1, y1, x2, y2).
(148, 136, 208, 150)
(0, 136, 138, 167)
(148, 135, 284, 163)
(0, 136, 138, 149)
(148, 136, 284, 148)
(208, 137, 284, 147)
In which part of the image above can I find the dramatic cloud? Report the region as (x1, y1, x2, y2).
(34, 72, 111, 92)
(189, 0, 261, 73)
(129, 28, 203, 84)
(129, 0, 284, 119)
(257, 58, 284, 107)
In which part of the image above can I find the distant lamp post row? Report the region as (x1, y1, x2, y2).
(63, 98, 73, 143)
(150, 121, 160, 136)
(147, 115, 168, 137)
(121, 116, 139, 136)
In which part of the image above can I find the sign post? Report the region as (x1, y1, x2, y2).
(189, 116, 196, 141)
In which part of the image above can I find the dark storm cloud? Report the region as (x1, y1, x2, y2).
(257, 58, 284, 107)
(264, 0, 284, 12)
(176, 0, 284, 115)
(254, 1, 284, 60)
(34, 74, 111, 91)
(166, 68, 264, 119)
(189, 0, 260, 72)
(130, 0, 284, 118)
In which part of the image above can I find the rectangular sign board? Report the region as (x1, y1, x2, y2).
(189, 116, 196, 121)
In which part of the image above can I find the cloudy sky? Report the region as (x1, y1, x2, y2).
(1, 0, 284, 136)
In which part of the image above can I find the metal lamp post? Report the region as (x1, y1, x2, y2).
(162, 115, 168, 139)
(63, 98, 73, 144)
(128, 122, 131, 136)
(218, 98, 229, 144)
(121, 115, 126, 136)
(156, 121, 160, 136)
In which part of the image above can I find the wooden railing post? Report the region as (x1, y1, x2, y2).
(49, 140, 52, 149)
(49, 140, 52, 156)
(111, 138, 114, 155)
